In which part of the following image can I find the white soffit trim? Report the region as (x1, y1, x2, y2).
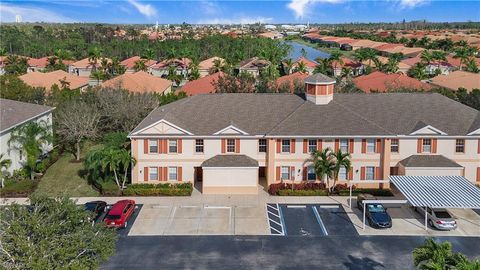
(409, 125, 447, 136)
(467, 127, 480, 136)
(131, 119, 193, 136)
(213, 125, 249, 135)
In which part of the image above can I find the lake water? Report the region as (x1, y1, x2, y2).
(284, 41, 330, 62)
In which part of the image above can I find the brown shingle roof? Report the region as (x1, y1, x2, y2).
(201, 154, 259, 167)
(399, 155, 462, 168)
(0, 99, 54, 133)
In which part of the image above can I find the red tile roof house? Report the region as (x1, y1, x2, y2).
(353, 71, 432, 93)
(120, 56, 157, 73)
(148, 57, 192, 84)
(180, 72, 223, 96)
(291, 57, 317, 74)
(238, 57, 271, 77)
(19, 70, 89, 92)
(101, 71, 172, 94)
(27, 57, 75, 73)
(128, 73, 480, 194)
(68, 57, 112, 78)
(198, 57, 225, 77)
(330, 57, 364, 77)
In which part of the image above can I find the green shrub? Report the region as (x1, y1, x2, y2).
(100, 181, 121, 196)
(0, 179, 37, 197)
(123, 183, 193, 196)
(11, 169, 29, 181)
(338, 188, 394, 197)
(278, 189, 328, 196)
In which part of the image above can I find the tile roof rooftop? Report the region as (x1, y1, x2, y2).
(120, 56, 156, 69)
(180, 72, 223, 96)
(429, 71, 480, 92)
(0, 99, 54, 133)
(399, 155, 462, 168)
(353, 71, 431, 93)
(101, 71, 172, 93)
(70, 57, 112, 69)
(198, 57, 225, 70)
(275, 72, 309, 91)
(130, 92, 479, 137)
(201, 154, 259, 167)
(19, 70, 89, 91)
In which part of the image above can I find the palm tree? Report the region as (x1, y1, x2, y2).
(90, 70, 105, 84)
(454, 47, 474, 70)
(100, 148, 121, 189)
(166, 65, 182, 86)
(188, 62, 200, 81)
(413, 239, 462, 270)
(340, 67, 353, 80)
(330, 149, 351, 192)
(283, 58, 294, 75)
(133, 59, 147, 72)
(8, 121, 52, 180)
(142, 48, 156, 60)
(329, 50, 343, 74)
(420, 50, 433, 66)
(0, 154, 12, 188)
(118, 149, 136, 189)
(210, 58, 224, 74)
(88, 47, 102, 71)
(306, 148, 335, 191)
(432, 50, 447, 71)
(293, 61, 307, 74)
(408, 63, 428, 80)
(382, 56, 400, 74)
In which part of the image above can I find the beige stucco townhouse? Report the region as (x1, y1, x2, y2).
(128, 73, 480, 194)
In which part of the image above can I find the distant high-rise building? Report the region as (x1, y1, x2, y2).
(15, 15, 22, 23)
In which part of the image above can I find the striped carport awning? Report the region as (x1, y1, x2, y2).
(390, 175, 480, 209)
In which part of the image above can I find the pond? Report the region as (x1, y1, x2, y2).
(284, 41, 330, 62)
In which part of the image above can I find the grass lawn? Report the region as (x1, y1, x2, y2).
(33, 143, 101, 197)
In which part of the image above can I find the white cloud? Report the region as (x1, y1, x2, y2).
(0, 3, 75, 23)
(200, 0, 220, 15)
(127, 0, 157, 18)
(197, 16, 273, 25)
(398, 0, 429, 9)
(287, 0, 343, 19)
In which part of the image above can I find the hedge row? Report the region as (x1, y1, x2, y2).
(338, 188, 394, 197)
(122, 183, 193, 196)
(268, 182, 326, 195)
(269, 182, 393, 197)
(278, 189, 328, 196)
(0, 179, 38, 197)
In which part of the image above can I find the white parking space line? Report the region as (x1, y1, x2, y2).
(320, 205, 339, 209)
(312, 206, 328, 236)
(287, 205, 306, 208)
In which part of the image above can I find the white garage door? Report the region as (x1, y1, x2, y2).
(202, 167, 259, 194)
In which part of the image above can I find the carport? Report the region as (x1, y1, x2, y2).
(390, 175, 480, 230)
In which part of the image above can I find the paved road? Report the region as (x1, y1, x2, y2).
(102, 235, 480, 270)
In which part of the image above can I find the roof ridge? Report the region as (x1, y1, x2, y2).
(266, 97, 308, 135)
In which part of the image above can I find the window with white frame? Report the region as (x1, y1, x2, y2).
(258, 139, 267, 153)
(391, 139, 399, 153)
(307, 167, 316, 181)
(226, 139, 236, 152)
(340, 139, 349, 152)
(195, 139, 204, 153)
(168, 167, 178, 180)
(168, 139, 178, 153)
(366, 167, 375, 180)
(339, 167, 347, 180)
(422, 138, 431, 153)
(149, 139, 158, 153)
(308, 139, 317, 153)
(281, 166, 290, 180)
(149, 167, 158, 181)
(455, 139, 465, 153)
(281, 139, 290, 153)
(367, 139, 376, 153)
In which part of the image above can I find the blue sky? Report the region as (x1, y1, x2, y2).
(1, 1, 479, 24)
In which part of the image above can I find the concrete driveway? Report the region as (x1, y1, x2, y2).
(128, 204, 269, 236)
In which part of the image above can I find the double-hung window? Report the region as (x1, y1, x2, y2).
(307, 167, 316, 181)
(149, 139, 158, 153)
(366, 139, 376, 153)
(281, 139, 290, 153)
(168, 167, 178, 181)
(308, 139, 317, 153)
(149, 167, 158, 181)
(340, 139, 349, 152)
(226, 139, 236, 153)
(339, 167, 347, 180)
(169, 139, 178, 153)
(455, 139, 465, 153)
(391, 139, 399, 153)
(281, 166, 290, 180)
(195, 139, 204, 153)
(422, 139, 431, 153)
(366, 167, 375, 180)
(258, 139, 267, 153)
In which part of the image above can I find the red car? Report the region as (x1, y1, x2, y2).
(104, 200, 136, 228)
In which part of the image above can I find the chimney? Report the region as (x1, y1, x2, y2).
(303, 73, 336, 105)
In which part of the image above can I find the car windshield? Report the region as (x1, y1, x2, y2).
(367, 204, 385, 213)
(434, 211, 452, 219)
(106, 214, 121, 220)
(84, 203, 97, 211)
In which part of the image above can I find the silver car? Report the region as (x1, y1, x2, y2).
(415, 207, 457, 230)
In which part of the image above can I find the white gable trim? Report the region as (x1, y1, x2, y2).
(467, 128, 480, 136)
(410, 125, 447, 136)
(131, 119, 193, 136)
(213, 125, 249, 135)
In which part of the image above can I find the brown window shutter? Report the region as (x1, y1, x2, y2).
(375, 139, 382, 153)
(235, 139, 240, 153)
(417, 139, 422, 153)
(163, 140, 168, 154)
(163, 167, 168, 181)
(478, 139, 480, 154)
(360, 167, 366, 180)
(303, 139, 308, 153)
(158, 167, 163, 181)
(290, 139, 296, 153)
(221, 139, 226, 153)
(303, 167, 307, 180)
(375, 167, 381, 180)
(349, 139, 354, 153)
(361, 139, 366, 153)
(276, 166, 281, 181)
(290, 166, 295, 180)
(276, 139, 281, 153)
(317, 139, 323, 151)
(432, 139, 437, 153)
(334, 139, 340, 151)
(144, 167, 149, 181)
(144, 140, 149, 154)
(178, 139, 182, 154)
(477, 167, 480, 182)
(178, 167, 182, 181)
(158, 139, 163, 153)
(348, 168, 353, 180)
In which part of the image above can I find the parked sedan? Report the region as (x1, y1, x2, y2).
(84, 201, 107, 222)
(415, 207, 457, 230)
(357, 194, 392, 229)
(104, 200, 136, 229)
